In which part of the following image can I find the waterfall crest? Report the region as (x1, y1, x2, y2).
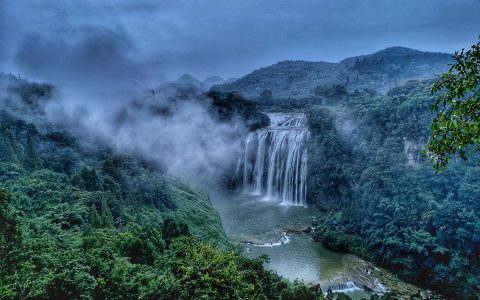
(237, 112, 308, 206)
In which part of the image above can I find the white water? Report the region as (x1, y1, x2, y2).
(236, 113, 308, 205)
(326, 281, 364, 294)
(241, 232, 291, 247)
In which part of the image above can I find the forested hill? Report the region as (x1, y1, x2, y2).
(219, 43, 478, 298)
(213, 47, 452, 98)
(1, 75, 328, 299)
(304, 79, 480, 298)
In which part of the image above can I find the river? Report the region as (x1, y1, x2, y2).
(209, 190, 373, 299)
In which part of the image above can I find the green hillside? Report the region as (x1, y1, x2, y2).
(0, 76, 329, 299)
(213, 47, 452, 98)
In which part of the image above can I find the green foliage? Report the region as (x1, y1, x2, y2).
(279, 279, 323, 300)
(100, 198, 114, 228)
(0, 97, 327, 299)
(0, 189, 20, 273)
(0, 108, 229, 243)
(162, 216, 189, 245)
(44, 131, 76, 147)
(117, 224, 165, 265)
(90, 204, 101, 228)
(314, 84, 349, 99)
(80, 167, 103, 191)
(303, 79, 480, 298)
(1, 216, 320, 300)
(426, 37, 480, 171)
(7, 79, 53, 106)
(160, 237, 325, 300)
(207, 90, 270, 130)
(164, 237, 257, 299)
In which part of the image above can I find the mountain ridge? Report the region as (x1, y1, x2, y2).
(213, 47, 452, 98)
(157, 74, 226, 93)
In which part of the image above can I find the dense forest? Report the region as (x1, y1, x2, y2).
(213, 47, 452, 98)
(2, 1, 478, 299)
(1, 74, 372, 299)
(250, 79, 479, 299)
(2, 69, 478, 300)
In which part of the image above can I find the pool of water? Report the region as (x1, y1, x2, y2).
(208, 189, 372, 299)
(242, 233, 347, 282)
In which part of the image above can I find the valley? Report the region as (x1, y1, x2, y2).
(209, 112, 437, 299)
(1, 42, 479, 299)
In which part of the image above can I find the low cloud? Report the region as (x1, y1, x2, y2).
(103, 93, 246, 178)
(14, 26, 164, 107)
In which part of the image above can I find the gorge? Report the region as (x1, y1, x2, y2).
(210, 112, 403, 299)
(1, 43, 479, 299)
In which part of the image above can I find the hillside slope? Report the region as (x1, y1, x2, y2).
(285, 79, 478, 299)
(0, 75, 330, 300)
(214, 47, 452, 98)
(0, 74, 232, 245)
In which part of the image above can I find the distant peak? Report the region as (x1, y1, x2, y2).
(177, 73, 199, 82)
(384, 46, 418, 51)
(375, 46, 423, 55)
(340, 46, 451, 64)
(202, 76, 225, 89)
(176, 73, 202, 87)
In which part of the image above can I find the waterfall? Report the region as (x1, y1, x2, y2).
(237, 112, 308, 206)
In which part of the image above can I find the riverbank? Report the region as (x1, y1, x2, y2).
(310, 215, 448, 299)
(241, 230, 435, 299)
(208, 189, 441, 299)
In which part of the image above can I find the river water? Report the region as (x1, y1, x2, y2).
(209, 190, 372, 299)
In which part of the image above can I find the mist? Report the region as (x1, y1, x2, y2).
(100, 91, 247, 179)
(0, 9, 251, 181)
(1, 0, 479, 181)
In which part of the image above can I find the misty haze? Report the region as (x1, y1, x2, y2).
(0, 1, 479, 300)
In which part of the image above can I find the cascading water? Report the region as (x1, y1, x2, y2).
(236, 112, 308, 206)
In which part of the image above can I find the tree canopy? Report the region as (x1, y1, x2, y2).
(426, 37, 480, 171)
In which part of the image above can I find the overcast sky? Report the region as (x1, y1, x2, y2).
(1, 0, 479, 83)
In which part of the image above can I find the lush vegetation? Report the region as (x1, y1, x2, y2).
(0, 77, 337, 300)
(213, 47, 451, 98)
(1, 189, 325, 300)
(2, 42, 477, 298)
(220, 47, 478, 297)
(426, 38, 480, 171)
(245, 77, 479, 298)
(207, 90, 270, 131)
(283, 80, 480, 299)
(215, 44, 478, 299)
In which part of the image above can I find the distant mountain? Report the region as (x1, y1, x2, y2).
(175, 74, 226, 89)
(155, 81, 204, 98)
(176, 73, 203, 86)
(213, 47, 452, 98)
(202, 76, 225, 89)
(156, 74, 226, 94)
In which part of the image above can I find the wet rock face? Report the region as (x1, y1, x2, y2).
(403, 137, 425, 166)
